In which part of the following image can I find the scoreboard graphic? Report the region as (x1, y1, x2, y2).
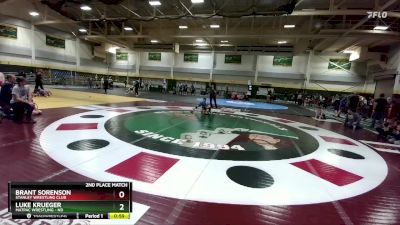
(8, 182, 132, 220)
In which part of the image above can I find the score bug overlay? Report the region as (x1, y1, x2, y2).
(8, 182, 132, 220)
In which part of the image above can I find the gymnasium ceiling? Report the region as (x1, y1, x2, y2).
(0, 0, 400, 54)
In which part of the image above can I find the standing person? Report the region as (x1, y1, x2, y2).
(191, 83, 195, 95)
(337, 96, 348, 117)
(103, 78, 109, 94)
(210, 85, 217, 108)
(371, 93, 388, 128)
(345, 94, 360, 129)
(35, 70, 44, 91)
(266, 90, 272, 103)
(163, 81, 167, 94)
(108, 77, 113, 89)
(347, 94, 359, 113)
(0, 72, 4, 87)
(10, 77, 35, 123)
(297, 93, 303, 105)
(0, 75, 16, 116)
(332, 95, 340, 115)
(88, 77, 93, 89)
(134, 80, 139, 96)
(124, 79, 127, 88)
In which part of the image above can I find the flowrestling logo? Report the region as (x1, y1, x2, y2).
(367, 11, 388, 19)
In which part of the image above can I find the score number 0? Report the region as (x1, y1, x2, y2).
(119, 191, 125, 211)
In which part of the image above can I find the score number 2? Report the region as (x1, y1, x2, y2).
(118, 191, 125, 211)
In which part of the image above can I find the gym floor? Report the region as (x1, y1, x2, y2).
(0, 88, 399, 225)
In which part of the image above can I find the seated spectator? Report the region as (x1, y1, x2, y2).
(376, 119, 395, 138)
(388, 124, 400, 144)
(10, 77, 35, 124)
(231, 92, 238, 100)
(0, 74, 16, 116)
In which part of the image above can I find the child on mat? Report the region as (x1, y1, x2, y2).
(192, 97, 211, 115)
(344, 109, 361, 131)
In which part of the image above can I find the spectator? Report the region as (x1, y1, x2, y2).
(0, 74, 16, 116)
(0, 72, 4, 87)
(387, 99, 400, 120)
(108, 77, 113, 89)
(88, 77, 93, 89)
(371, 93, 387, 128)
(103, 78, 109, 94)
(10, 77, 35, 124)
(332, 95, 340, 115)
(134, 80, 140, 96)
(191, 83, 195, 95)
(376, 119, 394, 139)
(388, 124, 400, 144)
(163, 81, 167, 94)
(297, 93, 303, 105)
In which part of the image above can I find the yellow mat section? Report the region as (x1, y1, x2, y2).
(33, 89, 143, 109)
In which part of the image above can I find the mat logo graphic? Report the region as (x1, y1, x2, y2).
(367, 11, 387, 18)
(134, 129, 246, 151)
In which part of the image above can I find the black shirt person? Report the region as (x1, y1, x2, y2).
(348, 94, 360, 113)
(210, 86, 217, 108)
(371, 93, 388, 128)
(35, 70, 44, 91)
(103, 78, 109, 94)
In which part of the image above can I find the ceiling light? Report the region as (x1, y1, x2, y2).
(191, 0, 204, 3)
(124, 27, 133, 31)
(373, 26, 388, 31)
(80, 5, 92, 11)
(179, 25, 188, 29)
(29, 11, 39, 16)
(221, 40, 229, 43)
(78, 28, 87, 33)
(195, 43, 208, 46)
(284, 24, 295, 28)
(195, 39, 204, 43)
(151, 40, 158, 43)
(149, 1, 161, 6)
(210, 24, 220, 28)
(277, 41, 287, 44)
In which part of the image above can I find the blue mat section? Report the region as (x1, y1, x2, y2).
(197, 98, 288, 110)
